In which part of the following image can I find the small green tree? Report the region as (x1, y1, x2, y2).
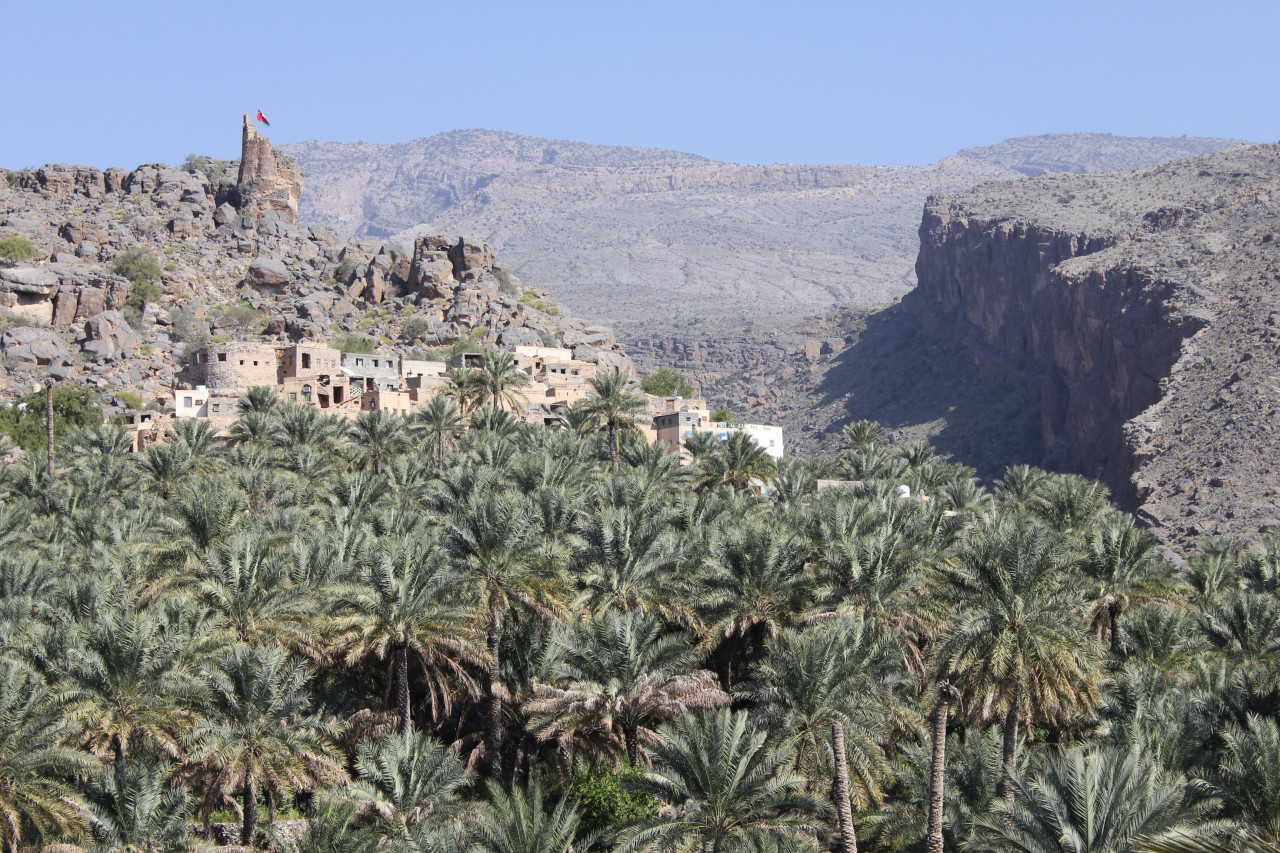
(710, 407, 734, 423)
(401, 317, 429, 342)
(112, 249, 163, 310)
(640, 367, 694, 398)
(568, 764, 657, 839)
(0, 386, 103, 454)
(0, 235, 38, 262)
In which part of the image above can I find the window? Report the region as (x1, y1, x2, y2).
(217, 353, 227, 362)
(289, 392, 297, 402)
(212, 404, 220, 413)
(253, 361, 258, 366)
(372, 360, 379, 368)
(302, 353, 311, 369)
(302, 385, 312, 399)
(355, 358, 364, 366)
(183, 397, 193, 408)
(239, 360, 245, 366)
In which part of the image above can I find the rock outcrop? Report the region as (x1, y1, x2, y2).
(902, 143, 1280, 549)
(235, 115, 303, 225)
(0, 121, 630, 403)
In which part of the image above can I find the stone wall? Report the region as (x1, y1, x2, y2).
(189, 343, 281, 393)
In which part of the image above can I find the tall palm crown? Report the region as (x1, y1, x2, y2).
(933, 514, 1102, 798)
(583, 369, 646, 472)
(619, 708, 819, 853)
(745, 620, 907, 853)
(475, 350, 531, 413)
(183, 644, 345, 844)
(694, 432, 777, 492)
(526, 610, 729, 766)
(966, 744, 1216, 853)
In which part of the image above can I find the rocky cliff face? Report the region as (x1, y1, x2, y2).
(904, 144, 1280, 548)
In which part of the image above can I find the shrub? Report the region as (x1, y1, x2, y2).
(163, 261, 178, 271)
(494, 266, 520, 297)
(215, 303, 266, 335)
(400, 317, 429, 342)
(567, 764, 656, 838)
(641, 367, 694, 398)
(0, 235, 38, 261)
(112, 249, 163, 310)
(710, 407, 734, 423)
(333, 334, 375, 354)
(114, 391, 144, 410)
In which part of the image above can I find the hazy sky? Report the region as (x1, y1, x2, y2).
(4, 0, 1275, 170)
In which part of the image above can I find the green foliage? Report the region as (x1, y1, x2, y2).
(0, 234, 38, 261)
(401, 316, 429, 342)
(113, 391, 144, 410)
(710, 407, 734, 423)
(112, 248, 163, 310)
(640, 366, 695, 399)
(333, 334, 376, 354)
(0, 384, 103, 453)
(163, 260, 178, 272)
(568, 764, 657, 837)
(215, 303, 266, 335)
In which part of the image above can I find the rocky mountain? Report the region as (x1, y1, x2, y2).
(0, 121, 628, 408)
(957, 133, 1251, 176)
(282, 131, 1249, 337)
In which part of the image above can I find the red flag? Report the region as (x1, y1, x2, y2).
(256, 110, 270, 127)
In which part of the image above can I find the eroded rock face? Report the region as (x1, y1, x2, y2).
(903, 143, 1280, 549)
(235, 115, 303, 225)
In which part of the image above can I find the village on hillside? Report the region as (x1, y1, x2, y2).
(117, 339, 785, 461)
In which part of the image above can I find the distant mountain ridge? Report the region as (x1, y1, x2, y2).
(282, 131, 1250, 336)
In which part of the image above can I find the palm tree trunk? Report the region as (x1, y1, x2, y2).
(926, 683, 956, 853)
(624, 723, 640, 768)
(831, 720, 858, 853)
(242, 769, 257, 846)
(608, 420, 620, 472)
(486, 597, 505, 782)
(1109, 602, 1125, 656)
(395, 643, 412, 735)
(999, 676, 1022, 803)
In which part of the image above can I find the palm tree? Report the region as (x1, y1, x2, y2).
(236, 386, 279, 415)
(471, 779, 585, 853)
(55, 610, 204, 763)
(350, 731, 474, 841)
(583, 369, 646, 472)
(409, 395, 465, 466)
(475, 350, 531, 413)
(447, 491, 567, 780)
(840, 420, 884, 454)
(84, 759, 202, 853)
(347, 409, 409, 474)
(336, 534, 480, 733)
(1077, 515, 1170, 655)
(527, 610, 729, 767)
(746, 620, 905, 853)
(694, 432, 777, 492)
(966, 744, 1218, 853)
(0, 661, 98, 853)
(293, 798, 381, 853)
(572, 497, 684, 618)
(183, 644, 346, 845)
(1135, 832, 1280, 853)
(618, 708, 820, 853)
(933, 515, 1102, 800)
(442, 367, 484, 415)
(700, 515, 813, 688)
(1208, 714, 1280, 844)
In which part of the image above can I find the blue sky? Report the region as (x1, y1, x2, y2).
(3, 0, 1275, 170)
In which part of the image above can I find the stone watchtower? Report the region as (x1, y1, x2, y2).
(235, 114, 303, 224)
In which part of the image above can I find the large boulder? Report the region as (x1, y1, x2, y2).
(244, 258, 292, 292)
(80, 311, 141, 361)
(0, 327, 72, 364)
